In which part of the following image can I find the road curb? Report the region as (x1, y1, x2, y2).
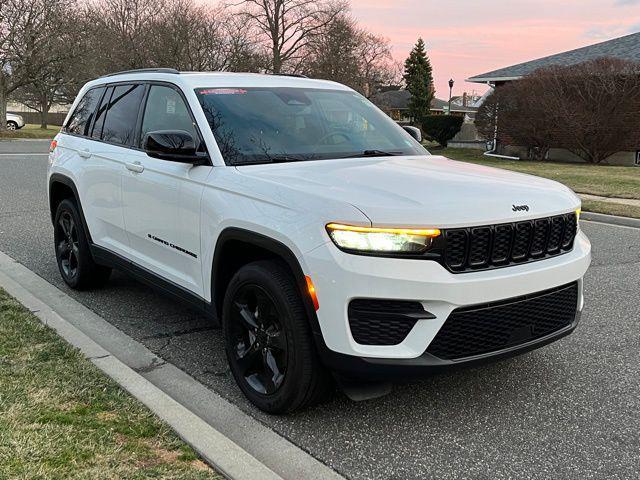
(0, 250, 344, 480)
(581, 211, 640, 229)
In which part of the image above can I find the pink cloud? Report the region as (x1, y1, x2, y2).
(350, 0, 640, 98)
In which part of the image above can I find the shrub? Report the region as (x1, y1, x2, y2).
(422, 115, 464, 147)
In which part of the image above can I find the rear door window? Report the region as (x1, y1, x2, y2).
(101, 84, 145, 146)
(66, 87, 104, 136)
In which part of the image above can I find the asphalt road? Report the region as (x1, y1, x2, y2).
(1, 140, 638, 480)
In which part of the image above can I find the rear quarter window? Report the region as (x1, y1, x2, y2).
(65, 87, 105, 136)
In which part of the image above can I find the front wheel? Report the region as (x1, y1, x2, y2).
(222, 260, 332, 413)
(6, 121, 17, 131)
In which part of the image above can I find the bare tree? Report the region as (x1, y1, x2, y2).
(354, 30, 395, 97)
(12, 2, 85, 128)
(86, 0, 166, 72)
(303, 14, 359, 86)
(303, 12, 395, 96)
(542, 58, 640, 163)
(236, 0, 347, 74)
(0, 0, 72, 130)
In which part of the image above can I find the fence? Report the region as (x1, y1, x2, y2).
(8, 111, 68, 126)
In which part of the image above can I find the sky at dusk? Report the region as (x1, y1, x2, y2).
(349, 0, 640, 98)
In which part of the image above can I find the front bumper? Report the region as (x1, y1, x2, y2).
(304, 230, 591, 373)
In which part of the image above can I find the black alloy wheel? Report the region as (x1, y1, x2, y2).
(222, 260, 332, 413)
(56, 211, 80, 281)
(53, 198, 111, 289)
(229, 285, 288, 395)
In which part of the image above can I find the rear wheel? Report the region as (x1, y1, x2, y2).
(222, 260, 332, 413)
(54, 199, 111, 289)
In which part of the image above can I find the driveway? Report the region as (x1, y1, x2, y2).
(1, 140, 638, 479)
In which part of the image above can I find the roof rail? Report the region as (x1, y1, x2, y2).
(272, 73, 308, 78)
(100, 68, 180, 78)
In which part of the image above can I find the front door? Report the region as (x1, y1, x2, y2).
(121, 84, 212, 296)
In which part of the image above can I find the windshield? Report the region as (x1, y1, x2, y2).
(194, 87, 427, 165)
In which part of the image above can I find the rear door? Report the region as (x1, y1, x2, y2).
(77, 83, 146, 256)
(121, 83, 211, 296)
(60, 85, 132, 256)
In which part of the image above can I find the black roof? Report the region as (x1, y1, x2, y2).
(468, 31, 640, 83)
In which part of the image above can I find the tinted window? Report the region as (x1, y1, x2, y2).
(194, 87, 426, 165)
(141, 85, 197, 144)
(101, 84, 145, 146)
(91, 87, 112, 140)
(66, 87, 104, 136)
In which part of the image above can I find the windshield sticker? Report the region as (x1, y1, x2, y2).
(198, 88, 247, 95)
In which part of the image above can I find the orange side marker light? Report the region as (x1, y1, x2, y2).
(305, 275, 319, 311)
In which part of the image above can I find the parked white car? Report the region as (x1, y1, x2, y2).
(6, 113, 25, 130)
(47, 69, 591, 413)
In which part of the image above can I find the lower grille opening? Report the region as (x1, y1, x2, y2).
(426, 282, 579, 360)
(348, 299, 428, 346)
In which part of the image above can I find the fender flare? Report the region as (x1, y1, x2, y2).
(48, 173, 93, 243)
(211, 227, 323, 338)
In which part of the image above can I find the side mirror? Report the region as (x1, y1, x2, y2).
(143, 130, 207, 164)
(403, 126, 422, 143)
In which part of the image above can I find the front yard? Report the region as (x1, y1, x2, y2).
(0, 288, 220, 479)
(435, 147, 640, 218)
(1, 124, 60, 139)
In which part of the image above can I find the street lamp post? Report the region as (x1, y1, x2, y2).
(448, 78, 454, 115)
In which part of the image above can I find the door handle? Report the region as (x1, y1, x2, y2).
(78, 148, 91, 159)
(125, 161, 144, 173)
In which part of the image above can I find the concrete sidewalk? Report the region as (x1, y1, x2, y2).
(578, 193, 640, 207)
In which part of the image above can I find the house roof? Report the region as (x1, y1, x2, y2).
(370, 90, 478, 113)
(370, 89, 412, 109)
(468, 31, 640, 83)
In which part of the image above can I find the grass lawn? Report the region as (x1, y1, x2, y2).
(0, 288, 221, 480)
(434, 147, 640, 200)
(0, 123, 60, 139)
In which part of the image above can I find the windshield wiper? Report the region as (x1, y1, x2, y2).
(344, 150, 401, 158)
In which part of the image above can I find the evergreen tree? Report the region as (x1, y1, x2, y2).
(403, 38, 434, 124)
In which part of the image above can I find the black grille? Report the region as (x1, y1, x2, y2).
(426, 282, 578, 360)
(443, 212, 577, 273)
(348, 299, 427, 345)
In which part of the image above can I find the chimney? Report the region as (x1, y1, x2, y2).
(462, 92, 468, 107)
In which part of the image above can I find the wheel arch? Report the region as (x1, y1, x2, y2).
(211, 227, 322, 338)
(49, 174, 93, 243)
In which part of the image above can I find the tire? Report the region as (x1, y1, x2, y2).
(222, 260, 332, 413)
(54, 198, 111, 289)
(6, 121, 17, 131)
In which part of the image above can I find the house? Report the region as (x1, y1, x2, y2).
(370, 89, 478, 124)
(466, 31, 640, 165)
(467, 31, 640, 87)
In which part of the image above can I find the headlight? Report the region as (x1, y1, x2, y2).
(326, 223, 440, 253)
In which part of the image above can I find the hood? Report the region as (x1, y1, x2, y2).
(235, 155, 580, 228)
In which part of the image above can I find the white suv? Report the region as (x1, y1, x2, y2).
(48, 69, 591, 413)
